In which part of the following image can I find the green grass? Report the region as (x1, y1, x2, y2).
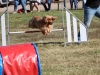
(0, 10, 100, 75)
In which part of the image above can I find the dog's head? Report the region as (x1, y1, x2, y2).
(43, 15, 57, 25)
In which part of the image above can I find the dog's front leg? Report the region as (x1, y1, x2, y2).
(47, 25, 53, 33)
(40, 27, 49, 35)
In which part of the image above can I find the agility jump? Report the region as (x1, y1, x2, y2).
(0, 13, 64, 46)
(62, 8, 88, 45)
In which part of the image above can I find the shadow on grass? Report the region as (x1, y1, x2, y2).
(34, 42, 64, 46)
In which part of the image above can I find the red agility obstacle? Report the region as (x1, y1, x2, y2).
(0, 43, 41, 75)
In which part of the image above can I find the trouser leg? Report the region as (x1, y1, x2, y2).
(95, 6, 100, 18)
(14, 0, 19, 11)
(20, 0, 26, 11)
(70, 0, 73, 9)
(47, 0, 52, 10)
(48, 3, 51, 10)
(74, 0, 78, 9)
(78, 5, 97, 39)
(84, 6, 96, 27)
(30, 1, 33, 11)
(41, 2, 48, 11)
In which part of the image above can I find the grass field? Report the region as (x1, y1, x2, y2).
(0, 9, 100, 75)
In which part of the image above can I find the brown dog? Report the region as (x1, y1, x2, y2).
(28, 15, 57, 35)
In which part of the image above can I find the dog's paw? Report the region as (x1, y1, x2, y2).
(40, 27, 50, 35)
(47, 25, 53, 32)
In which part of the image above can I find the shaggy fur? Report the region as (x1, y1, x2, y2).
(28, 15, 57, 35)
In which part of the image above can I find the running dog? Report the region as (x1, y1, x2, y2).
(28, 15, 57, 35)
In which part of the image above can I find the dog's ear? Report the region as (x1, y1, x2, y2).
(32, 16, 36, 19)
(52, 16, 57, 21)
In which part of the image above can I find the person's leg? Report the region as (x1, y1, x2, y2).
(74, 0, 78, 9)
(70, 0, 73, 9)
(47, 0, 52, 10)
(14, 0, 19, 12)
(48, 3, 51, 10)
(31, 3, 35, 12)
(82, 0, 86, 8)
(34, 2, 40, 12)
(78, 5, 97, 41)
(30, 1, 33, 12)
(20, 0, 27, 13)
(41, 2, 48, 11)
(95, 6, 100, 18)
(84, 5, 97, 27)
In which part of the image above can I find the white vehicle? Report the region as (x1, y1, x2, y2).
(0, 0, 13, 7)
(0, 0, 7, 6)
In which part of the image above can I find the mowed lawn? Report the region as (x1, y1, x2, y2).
(0, 9, 100, 75)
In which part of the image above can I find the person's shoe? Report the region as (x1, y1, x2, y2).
(75, 37, 81, 45)
(24, 11, 27, 14)
(75, 8, 78, 10)
(77, 37, 81, 45)
(13, 11, 17, 14)
(47, 9, 51, 11)
(45, 9, 48, 11)
(30, 11, 33, 13)
(45, 9, 51, 12)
